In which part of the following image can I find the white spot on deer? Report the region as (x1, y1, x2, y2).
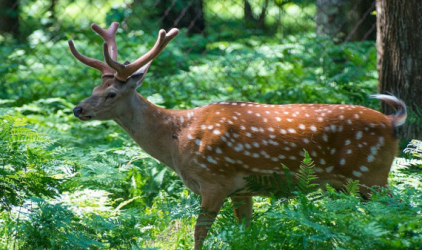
(320, 159, 326, 165)
(208, 125, 214, 130)
(195, 151, 200, 155)
(284, 146, 291, 151)
(247, 110, 253, 114)
(325, 166, 334, 173)
(199, 163, 208, 169)
(265, 111, 270, 115)
(213, 129, 221, 135)
(244, 143, 252, 149)
(330, 148, 336, 155)
(284, 111, 289, 115)
(278, 154, 286, 159)
(356, 131, 363, 140)
(345, 140, 351, 145)
(330, 125, 337, 132)
(322, 134, 328, 142)
(340, 158, 346, 165)
(303, 138, 310, 144)
(299, 124, 306, 130)
(338, 115, 344, 120)
(370, 146, 378, 155)
(288, 128, 296, 134)
(354, 114, 359, 119)
(287, 118, 293, 122)
(243, 164, 250, 169)
(224, 156, 236, 163)
(215, 147, 222, 154)
(289, 156, 297, 160)
(207, 156, 217, 164)
(240, 125, 246, 130)
(251, 126, 258, 132)
(234, 143, 244, 152)
(195, 139, 201, 146)
(318, 117, 323, 122)
(311, 151, 318, 157)
(271, 157, 279, 162)
(232, 116, 238, 120)
(310, 125, 317, 132)
(269, 134, 276, 139)
(367, 154, 375, 162)
(315, 167, 324, 173)
(253, 142, 260, 148)
(290, 142, 297, 147)
(353, 171, 362, 177)
(263, 118, 268, 122)
(201, 125, 206, 130)
(246, 132, 252, 137)
(280, 129, 287, 134)
(360, 166, 369, 172)
(378, 136, 385, 144)
(347, 149, 352, 154)
(269, 140, 279, 146)
(268, 127, 275, 132)
(252, 153, 260, 158)
(255, 113, 261, 117)
(187, 134, 193, 140)
(347, 119, 352, 125)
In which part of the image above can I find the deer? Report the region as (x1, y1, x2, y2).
(68, 22, 407, 249)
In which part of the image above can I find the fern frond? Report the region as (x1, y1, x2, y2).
(296, 150, 318, 194)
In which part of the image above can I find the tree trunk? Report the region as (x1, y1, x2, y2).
(157, 0, 205, 35)
(0, 0, 19, 39)
(316, 0, 376, 42)
(244, 0, 269, 30)
(376, 0, 422, 141)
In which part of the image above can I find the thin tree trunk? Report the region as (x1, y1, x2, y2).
(0, 0, 19, 39)
(157, 0, 205, 35)
(377, 0, 422, 140)
(316, 0, 376, 42)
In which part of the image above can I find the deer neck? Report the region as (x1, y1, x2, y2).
(114, 93, 183, 168)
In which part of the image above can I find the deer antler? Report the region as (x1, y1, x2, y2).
(103, 28, 179, 81)
(69, 22, 178, 81)
(68, 22, 120, 77)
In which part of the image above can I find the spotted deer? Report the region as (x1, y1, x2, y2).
(69, 22, 407, 249)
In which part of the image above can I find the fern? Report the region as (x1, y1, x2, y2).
(296, 150, 318, 194)
(0, 115, 59, 211)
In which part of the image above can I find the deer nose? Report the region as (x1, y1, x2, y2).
(73, 107, 83, 117)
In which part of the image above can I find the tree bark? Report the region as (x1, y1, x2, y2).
(157, 0, 205, 35)
(316, 0, 376, 42)
(0, 0, 19, 39)
(377, 0, 422, 140)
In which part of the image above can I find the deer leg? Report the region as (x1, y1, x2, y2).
(231, 196, 253, 228)
(194, 192, 226, 249)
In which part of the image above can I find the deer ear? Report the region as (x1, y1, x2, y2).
(127, 61, 152, 89)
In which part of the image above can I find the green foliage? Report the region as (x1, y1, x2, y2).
(0, 115, 60, 211)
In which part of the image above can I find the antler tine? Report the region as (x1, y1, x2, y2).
(68, 40, 114, 76)
(103, 28, 179, 81)
(91, 22, 120, 61)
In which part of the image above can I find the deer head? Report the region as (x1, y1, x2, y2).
(68, 22, 179, 121)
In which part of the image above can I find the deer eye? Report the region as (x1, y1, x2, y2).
(106, 92, 116, 99)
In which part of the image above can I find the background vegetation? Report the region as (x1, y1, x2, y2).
(1, 0, 421, 249)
